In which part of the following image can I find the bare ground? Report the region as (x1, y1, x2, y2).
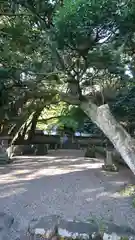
(0, 149, 135, 231)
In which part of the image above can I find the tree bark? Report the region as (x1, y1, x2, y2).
(81, 100, 135, 174)
(28, 107, 44, 140)
(10, 114, 32, 145)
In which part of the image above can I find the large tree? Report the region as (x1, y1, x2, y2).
(53, 0, 135, 174)
(0, 4, 60, 157)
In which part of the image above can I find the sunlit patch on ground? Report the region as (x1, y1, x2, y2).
(0, 150, 135, 231)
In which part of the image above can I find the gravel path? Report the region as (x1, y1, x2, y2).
(0, 149, 135, 231)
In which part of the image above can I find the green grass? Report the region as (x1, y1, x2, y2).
(119, 184, 135, 197)
(120, 237, 129, 240)
(119, 184, 135, 208)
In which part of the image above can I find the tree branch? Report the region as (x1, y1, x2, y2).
(59, 92, 80, 105)
(38, 115, 63, 123)
(0, 13, 33, 16)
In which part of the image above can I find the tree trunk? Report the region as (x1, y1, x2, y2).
(28, 107, 44, 140)
(10, 115, 32, 145)
(81, 100, 135, 174)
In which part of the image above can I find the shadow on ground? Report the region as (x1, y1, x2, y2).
(0, 149, 135, 231)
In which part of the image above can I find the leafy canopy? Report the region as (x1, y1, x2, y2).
(1, 0, 135, 136)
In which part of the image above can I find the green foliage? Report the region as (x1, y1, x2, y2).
(1, 0, 135, 140)
(111, 86, 135, 121)
(53, 0, 135, 123)
(54, 0, 117, 49)
(38, 104, 86, 132)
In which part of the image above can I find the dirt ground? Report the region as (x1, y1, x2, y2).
(0, 149, 135, 232)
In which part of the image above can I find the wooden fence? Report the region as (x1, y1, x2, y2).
(0, 134, 104, 148)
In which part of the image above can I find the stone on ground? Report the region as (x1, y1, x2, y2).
(0, 146, 9, 164)
(20, 215, 135, 240)
(0, 212, 14, 239)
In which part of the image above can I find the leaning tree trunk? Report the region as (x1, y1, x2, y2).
(28, 107, 44, 140)
(81, 100, 135, 174)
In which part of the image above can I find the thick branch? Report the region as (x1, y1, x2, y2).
(59, 92, 80, 105)
(0, 13, 33, 16)
(28, 106, 44, 140)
